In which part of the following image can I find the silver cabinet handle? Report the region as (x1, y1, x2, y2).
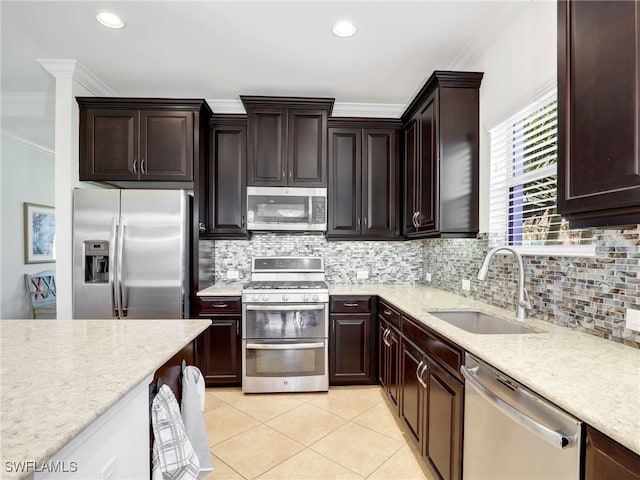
(343, 302, 359, 307)
(132, 158, 138, 175)
(282, 169, 286, 181)
(236, 321, 240, 336)
(419, 363, 428, 387)
(416, 360, 427, 388)
(212, 303, 228, 308)
(289, 169, 293, 180)
(141, 158, 146, 174)
(460, 365, 577, 449)
(382, 328, 391, 347)
(198, 222, 206, 232)
(357, 217, 361, 227)
(384, 310, 392, 316)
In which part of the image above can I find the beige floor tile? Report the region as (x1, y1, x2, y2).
(308, 387, 383, 419)
(223, 392, 308, 422)
(257, 449, 364, 480)
(204, 405, 260, 446)
(201, 454, 245, 480)
(352, 403, 407, 443)
(368, 445, 433, 480)
(310, 422, 402, 477)
(208, 388, 246, 405)
(204, 392, 228, 412)
(212, 425, 304, 479)
(266, 403, 347, 446)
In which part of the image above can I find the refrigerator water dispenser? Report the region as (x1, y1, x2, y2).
(84, 241, 109, 283)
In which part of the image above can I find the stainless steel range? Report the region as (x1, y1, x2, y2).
(241, 257, 329, 393)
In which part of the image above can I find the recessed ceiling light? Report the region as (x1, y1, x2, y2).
(96, 11, 125, 29)
(332, 20, 357, 38)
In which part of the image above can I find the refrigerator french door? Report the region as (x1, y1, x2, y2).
(73, 189, 190, 319)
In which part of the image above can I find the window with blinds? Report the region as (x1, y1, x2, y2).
(489, 88, 593, 250)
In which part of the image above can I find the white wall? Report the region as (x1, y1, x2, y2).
(1, 133, 55, 318)
(469, 1, 557, 232)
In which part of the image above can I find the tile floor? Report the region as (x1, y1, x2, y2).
(201, 386, 434, 480)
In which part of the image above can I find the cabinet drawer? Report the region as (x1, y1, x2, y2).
(197, 296, 241, 315)
(378, 300, 401, 329)
(402, 316, 464, 381)
(330, 296, 372, 313)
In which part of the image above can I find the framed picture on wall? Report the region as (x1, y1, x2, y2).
(24, 203, 55, 264)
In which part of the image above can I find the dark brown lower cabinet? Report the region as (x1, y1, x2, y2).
(195, 296, 242, 387)
(585, 425, 640, 480)
(329, 296, 377, 385)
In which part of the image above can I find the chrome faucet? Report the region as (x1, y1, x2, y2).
(477, 246, 532, 320)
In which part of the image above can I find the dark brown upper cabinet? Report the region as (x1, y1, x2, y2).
(240, 96, 334, 187)
(198, 115, 249, 239)
(401, 71, 483, 238)
(77, 98, 211, 183)
(558, 1, 640, 228)
(327, 118, 401, 240)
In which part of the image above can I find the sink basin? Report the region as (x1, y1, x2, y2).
(429, 311, 537, 334)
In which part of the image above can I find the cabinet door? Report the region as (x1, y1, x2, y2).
(80, 109, 139, 181)
(246, 108, 287, 186)
(327, 128, 362, 237)
(203, 124, 247, 236)
(329, 313, 375, 385)
(400, 339, 425, 446)
(403, 119, 418, 235)
(362, 128, 398, 237)
(196, 318, 241, 386)
(584, 426, 640, 480)
(416, 96, 438, 232)
(425, 359, 463, 480)
(288, 109, 327, 186)
(558, 1, 640, 227)
(139, 110, 193, 181)
(379, 320, 400, 410)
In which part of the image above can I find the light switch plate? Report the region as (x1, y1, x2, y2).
(226, 270, 239, 280)
(625, 308, 640, 331)
(425, 272, 432, 282)
(356, 270, 369, 279)
(462, 279, 471, 291)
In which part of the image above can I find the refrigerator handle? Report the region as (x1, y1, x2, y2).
(110, 217, 119, 318)
(117, 217, 127, 317)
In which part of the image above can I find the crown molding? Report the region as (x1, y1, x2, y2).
(206, 98, 405, 118)
(1, 130, 55, 156)
(37, 59, 117, 96)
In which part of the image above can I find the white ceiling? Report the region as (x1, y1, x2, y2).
(1, 1, 528, 151)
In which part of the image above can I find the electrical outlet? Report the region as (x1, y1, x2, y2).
(425, 272, 432, 282)
(626, 308, 640, 331)
(226, 270, 239, 280)
(462, 279, 471, 291)
(356, 270, 369, 279)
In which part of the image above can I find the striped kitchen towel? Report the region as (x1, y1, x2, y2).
(151, 384, 200, 480)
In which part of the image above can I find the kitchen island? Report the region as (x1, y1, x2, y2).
(199, 282, 640, 457)
(0, 319, 210, 480)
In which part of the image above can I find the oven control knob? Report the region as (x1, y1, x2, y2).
(262, 295, 269, 301)
(252, 295, 260, 302)
(312, 294, 319, 302)
(282, 294, 289, 301)
(302, 295, 309, 302)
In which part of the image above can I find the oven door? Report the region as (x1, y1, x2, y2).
(242, 339, 328, 393)
(243, 304, 328, 339)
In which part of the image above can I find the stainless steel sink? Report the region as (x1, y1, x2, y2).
(429, 311, 538, 334)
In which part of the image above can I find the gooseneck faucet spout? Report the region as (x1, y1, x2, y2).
(477, 246, 532, 320)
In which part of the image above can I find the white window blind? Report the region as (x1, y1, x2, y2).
(489, 88, 594, 250)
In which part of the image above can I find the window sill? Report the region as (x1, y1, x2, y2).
(495, 244, 596, 258)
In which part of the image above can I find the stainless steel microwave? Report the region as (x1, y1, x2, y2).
(246, 186, 327, 231)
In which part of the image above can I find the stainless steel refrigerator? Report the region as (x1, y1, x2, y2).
(72, 189, 191, 319)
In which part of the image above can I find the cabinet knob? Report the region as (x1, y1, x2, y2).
(198, 222, 206, 232)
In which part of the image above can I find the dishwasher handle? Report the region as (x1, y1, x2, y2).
(461, 365, 577, 450)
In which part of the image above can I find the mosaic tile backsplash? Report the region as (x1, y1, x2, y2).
(200, 227, 640, 349)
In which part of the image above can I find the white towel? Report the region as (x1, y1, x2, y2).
(151, 384, 200, 480)
(181, 366, 214, 478)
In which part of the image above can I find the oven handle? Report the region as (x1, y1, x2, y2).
(245, 305, 326, 311)
(246, 342, 325, 350)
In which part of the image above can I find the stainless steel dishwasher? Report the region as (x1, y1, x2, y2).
(461, 354, 582, 479)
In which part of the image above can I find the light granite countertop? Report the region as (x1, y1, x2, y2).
(0, 319, 210, 479)
(198, 282, 640, 454)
